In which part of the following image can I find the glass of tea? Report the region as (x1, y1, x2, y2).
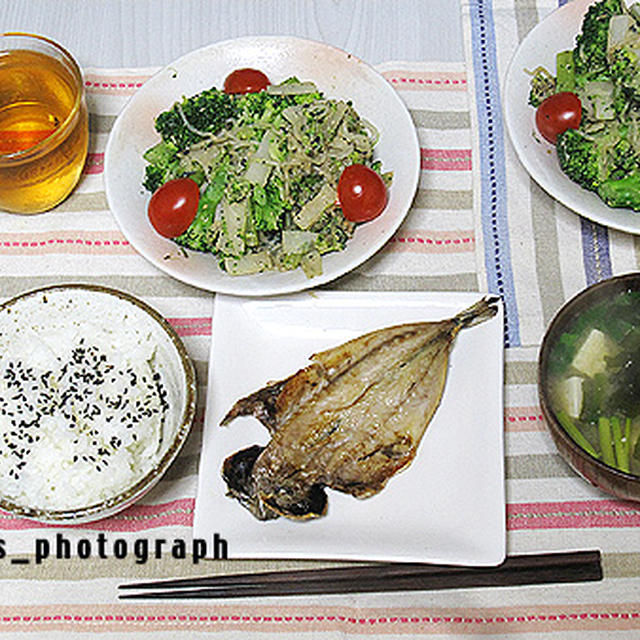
(0, 33, 89, 214)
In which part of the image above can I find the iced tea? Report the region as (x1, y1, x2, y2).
(0, 34, 88, 213)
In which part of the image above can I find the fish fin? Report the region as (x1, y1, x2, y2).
(220, 379, 289, 433)
(221, 445, 280, 520)
(221, 364, 328, 432)
(260, 484, 328, 520)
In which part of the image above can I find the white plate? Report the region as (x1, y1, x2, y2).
(104, 36, 420, 295)
(504, 0, 640, 234)
(194, 291, 505, 566)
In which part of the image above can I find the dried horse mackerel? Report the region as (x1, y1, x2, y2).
(221, 296, 500, 521)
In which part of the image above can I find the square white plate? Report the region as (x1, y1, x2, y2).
(194, 291, 505, 566)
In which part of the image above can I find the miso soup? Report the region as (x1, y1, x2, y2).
(546, 289, 640, 475)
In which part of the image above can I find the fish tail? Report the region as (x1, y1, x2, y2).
(452, 295, 501, 331)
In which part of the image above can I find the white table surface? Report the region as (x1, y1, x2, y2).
(0, 0, 464, 68)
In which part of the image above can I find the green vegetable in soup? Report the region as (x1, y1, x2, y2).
(548, 289, 640, 475)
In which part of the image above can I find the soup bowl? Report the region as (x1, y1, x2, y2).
(538, 272, 640, 503)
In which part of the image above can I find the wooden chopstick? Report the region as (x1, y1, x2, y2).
(118, 550, 602, 599)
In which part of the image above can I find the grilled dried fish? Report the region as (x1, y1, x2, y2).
(221, 296, 500, 521)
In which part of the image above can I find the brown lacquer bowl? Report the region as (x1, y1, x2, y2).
(539, 273, 640, 503)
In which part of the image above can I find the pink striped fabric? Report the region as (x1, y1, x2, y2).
(5, 497, 639, 533)
(508, 499, 640, 530)
(0, 498, 195, 531)
(388, 230, 475, 253)
(84, 74, 151, 95)
(382, 70, 468, 91)
(0, 603, 639, 634)
(0, 231, 133, 254)
(505, 407, 546, 432)
(421, 148, 472, 171)
(166, 317, 212, 337)
(84, 70, 467, 97)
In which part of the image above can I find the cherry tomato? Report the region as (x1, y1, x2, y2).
(223, 68, 270, 94)
(535, 92, 582, 144)
(337, 164, 388, 223)
(148, 178, 200, 238)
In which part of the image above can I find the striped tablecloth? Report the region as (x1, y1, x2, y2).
(1, 1, 639, 634)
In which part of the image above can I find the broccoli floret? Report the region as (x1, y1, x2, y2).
(142, 165, 166, 193)
(311, 210, 355, 254)
(173, 202, 218, 253)
(251, 181, 286, 231)
(609, 136, 639, 176)
(142, 162, 205, 194)
(597, 170, 640, 209)
(556, 124, 640, 206)
(236, 91, 283, 122)
(556, 128, 602, 191)
(608, 36, 640, 105)
(528, 66, 556, 107)
(155, 88, 238, 149)
(573, 0, 624, 83)
(141, 140, 180, 192)
(235, 86, 323, 124)
(173, 223, 220, 253)
(225, 179, 251, 203)
(289, 173, 324, 206)
(174, 166, 227, 252)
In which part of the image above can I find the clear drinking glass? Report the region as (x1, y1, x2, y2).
(0, 33, 89, 213)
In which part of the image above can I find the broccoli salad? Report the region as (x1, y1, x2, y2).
(142, 76, 391, 277)
(528, 0, 640, 211)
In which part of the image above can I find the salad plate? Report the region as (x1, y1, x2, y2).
(104, 36, 420, 295)
(504, 0, 640, 235)
(193, 291, 506, 566)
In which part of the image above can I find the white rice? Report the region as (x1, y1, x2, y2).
(0, 288, 183, 512)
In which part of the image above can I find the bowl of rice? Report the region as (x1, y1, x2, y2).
(0, 284, 197, 523)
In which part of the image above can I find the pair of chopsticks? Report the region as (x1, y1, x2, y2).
(119, 550, 602, 599)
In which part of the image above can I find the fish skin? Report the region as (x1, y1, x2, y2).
(221, 296, 500, 521)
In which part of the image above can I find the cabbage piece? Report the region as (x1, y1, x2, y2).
(224, 250, 273, 275)
(221, 199, 248, 256)
(244, 131, 275, 186)
(294, 183, 337, 229)
(267, 81, 319, 95)
(281, 230, 317, 254)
